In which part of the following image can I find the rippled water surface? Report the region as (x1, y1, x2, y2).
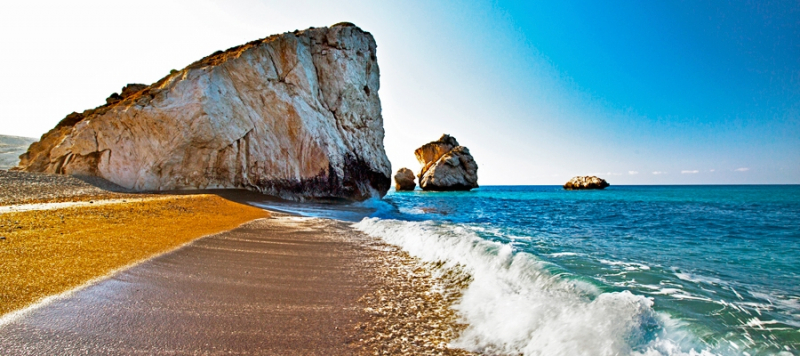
(258, 185, 800, 355)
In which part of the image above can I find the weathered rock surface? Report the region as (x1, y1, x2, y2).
(393, 167, 416, 191)
(563, 176, 610, 190)
(14, 23, 391, 201)
(414, 134, 478, 191)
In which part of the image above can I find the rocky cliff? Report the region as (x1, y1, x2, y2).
(414, 134, 478, 191)
(14, 23, 391, 201)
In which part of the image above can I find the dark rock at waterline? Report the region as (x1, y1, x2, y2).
(394, 168, 416, 191)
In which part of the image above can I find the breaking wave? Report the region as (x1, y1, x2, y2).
(354, 218, 722, 356)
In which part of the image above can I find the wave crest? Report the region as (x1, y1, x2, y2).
(354, 217, 717, 356)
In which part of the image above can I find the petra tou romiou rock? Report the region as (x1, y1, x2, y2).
(414, 134, 478, 191)
(563, 176, 610, 190)
(14, 23, 392, 201)
(393, 168, 416, 191)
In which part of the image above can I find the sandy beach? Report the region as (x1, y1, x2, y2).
(0, 171, 473, 355)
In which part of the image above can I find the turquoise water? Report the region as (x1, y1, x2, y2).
(259, 185, 800, 355)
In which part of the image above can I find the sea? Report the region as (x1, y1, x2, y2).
(254, 185, 800, 356)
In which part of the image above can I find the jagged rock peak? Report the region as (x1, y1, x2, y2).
(394, 167, 416, 191)
(563, 176, 610, 190)
(14, 24, 391, 201)
(414, 134, 459, 167)
(415, 134, 478, 191)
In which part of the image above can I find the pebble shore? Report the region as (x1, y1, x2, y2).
(0, 170, 142, 206)
(355, 240, 477, 355)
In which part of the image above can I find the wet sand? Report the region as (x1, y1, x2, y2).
(0, 195, 267, 316)
(0, 216, 373, 355)
(0, 213, 474, 355)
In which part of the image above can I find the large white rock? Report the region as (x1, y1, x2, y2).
(15, 23, 391, 201)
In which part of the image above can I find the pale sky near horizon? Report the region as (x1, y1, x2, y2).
(0, 0, 797, 184)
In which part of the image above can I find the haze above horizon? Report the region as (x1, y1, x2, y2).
(0, 0, 797, 184)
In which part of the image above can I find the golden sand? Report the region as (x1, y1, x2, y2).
(0, 195, 268, 316)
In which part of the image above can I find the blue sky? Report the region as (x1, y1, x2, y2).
(0, 0, 797, 184)
(470, 0, 800, 184)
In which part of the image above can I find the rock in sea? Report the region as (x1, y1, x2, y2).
(563, 176, 610, 190)
(13, 23, 391, 201)
(414, 134, 478, 191)
(394, 168, 416, 191)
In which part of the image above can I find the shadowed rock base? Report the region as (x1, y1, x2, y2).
(418, 183, 475, 191)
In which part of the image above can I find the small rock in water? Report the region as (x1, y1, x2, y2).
(563, 175, 610, 190)
(394, 168, 416, 191)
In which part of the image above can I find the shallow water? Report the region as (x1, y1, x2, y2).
(256, 185, 800, 355)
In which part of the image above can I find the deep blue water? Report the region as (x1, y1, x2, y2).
(257, 185, 800, 355)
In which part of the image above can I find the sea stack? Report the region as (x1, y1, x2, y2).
(394, 168, 416, 191)
(563, 176, 610, 190)
(13, 23, 391, 201)
(414, 134, 478, 191)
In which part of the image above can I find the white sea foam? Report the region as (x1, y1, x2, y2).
(354, 218, 720, 356)
(600, 259, 652, 270)
(672, 270, 726, 286)
(549, 252, 581, 257)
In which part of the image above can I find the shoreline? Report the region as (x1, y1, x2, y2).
(0, 194, 268, 317)
(356, 237, 476, 355)
(0, 210, 476, 355)
(0, 172, 477, 355)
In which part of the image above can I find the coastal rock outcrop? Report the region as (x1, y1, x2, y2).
(14, 23, 391, 201)
(563, 176, 610, 190)
(414, 134, 478, 191)
(393, 168, 416, 191)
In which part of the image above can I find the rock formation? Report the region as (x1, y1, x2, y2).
(563, 176, 610, 190)
(414, 134, 478, 191)
(393, 168, 416, 191)
(14, 23, 391, 201)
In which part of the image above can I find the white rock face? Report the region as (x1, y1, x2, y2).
(15, 24, 391, 201)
